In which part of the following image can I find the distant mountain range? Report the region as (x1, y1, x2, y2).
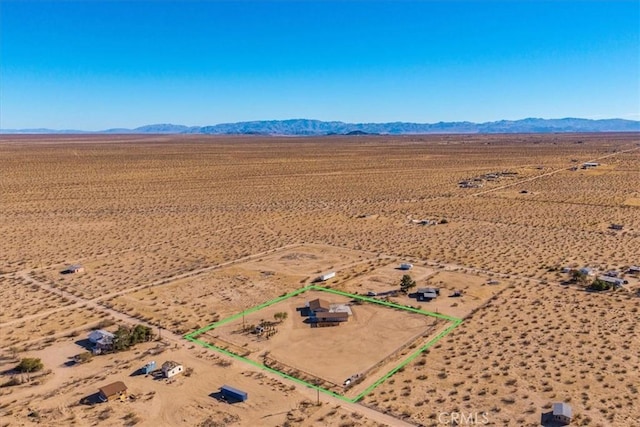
(2, 118, 639, 135)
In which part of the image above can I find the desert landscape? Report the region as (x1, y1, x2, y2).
(1, 133, 639, 426)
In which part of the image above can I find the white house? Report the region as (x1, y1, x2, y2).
(161, 361, 183, 378)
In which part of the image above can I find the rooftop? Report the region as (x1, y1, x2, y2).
(552, 402, 572, 418)
(99, 381, 127, 397)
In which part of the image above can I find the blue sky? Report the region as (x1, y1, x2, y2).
(1, 0, 638, 130)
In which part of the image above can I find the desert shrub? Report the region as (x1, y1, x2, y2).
(15, 358, 43, 373)
(75, 352, 93, 364)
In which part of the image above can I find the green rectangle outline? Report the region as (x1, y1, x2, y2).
(184, 285, 462, 403)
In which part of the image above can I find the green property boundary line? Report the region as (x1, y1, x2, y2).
(184, 285, 462, 403)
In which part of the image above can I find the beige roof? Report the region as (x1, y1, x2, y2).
(99, 381, 127, 397)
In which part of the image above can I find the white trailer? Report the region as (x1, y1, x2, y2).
(318, 272, 336, 281)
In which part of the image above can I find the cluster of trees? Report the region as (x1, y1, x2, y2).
(588, 279, 612, 291)
(113, 324, 154, 352)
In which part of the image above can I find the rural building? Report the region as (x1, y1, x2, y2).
(161, 361, 184, 378)
(88, 330, 114, 344)
(582, 162, 599, 168)
(142, 361, 156, 374)
(61, 264, 84, 274)
(88, 330, 114, 353)
(609, 223, 624, 230)
(220, 385, 248, 402)
(416, 287, 440, 301)
(312, 311, 349, 323)
(597, 275, 627, 288)
(579, 267, 596, 277)
(307, 298, 351, 326)
(308, 298, 330, 313)
(628, 266, 640, 274)
(315, 311, 349, 322)
(98, 381, 127, 402)
(552, 402, 572, 425)
(317, 272, 336, 282)
(400, 263, 413, 270)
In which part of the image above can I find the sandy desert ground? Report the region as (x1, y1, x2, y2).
(0, 133, 639, 426)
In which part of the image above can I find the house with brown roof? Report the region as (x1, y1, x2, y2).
(98, 381, 127, 402)
(308, 298, 330, 313)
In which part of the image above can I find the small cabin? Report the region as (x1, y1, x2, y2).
(61, 264, 84, 274)
(552, 402, 572, 425)
(416, 287, 439, 301)
(162, 361, 183, 378)
(98, 381, 127, 402)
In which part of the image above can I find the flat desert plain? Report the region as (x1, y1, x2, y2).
(0, 133, 639, 427)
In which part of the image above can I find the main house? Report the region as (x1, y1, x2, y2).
(306, 298, 351, 326)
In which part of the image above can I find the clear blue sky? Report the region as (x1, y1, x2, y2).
(1, 0, 638, 130)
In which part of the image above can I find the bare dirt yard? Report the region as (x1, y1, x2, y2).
(1, 133, 638, 426)
(200, 289, 446, 395)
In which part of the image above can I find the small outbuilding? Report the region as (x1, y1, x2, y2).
(628, 266, 640, 274)
(317, 272, 336, 282)
(552, 402, 572, 425)
(220, 385, 248, 402)
(399, 263, 413, 270)
(578, 267, 596, 277)
(98, 381, 127, 402)
(416, 287, 440, 301)
(609, 223, 624, 230)
(61, 264, 84, 274)
(161, 361, 183, 378)
(142, 361, 156, 374)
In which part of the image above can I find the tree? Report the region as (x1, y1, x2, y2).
(400, 274, 416, 293)
(113, 326, 132, 352)
(588, 279, 611, 291)
(112, 324, 154, 352)
(15, 358, 43, 373)
(131, 324, 153, 343)
(571, 270, 589, 286)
